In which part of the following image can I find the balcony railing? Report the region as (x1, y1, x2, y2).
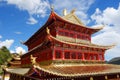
(56, 35, 90, 44)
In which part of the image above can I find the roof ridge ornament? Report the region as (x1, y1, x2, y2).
(19, 51, 23, 56)
(30, 55, 37, 65)
(63, 9, 67, 16)
(70, 9, 76, 14)
(50, 4, 54, 11)
(20, 40, 24, 44)
(46, 27, 50, 34)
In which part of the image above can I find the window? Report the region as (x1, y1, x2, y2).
(58, 31, 63, 35)
(55, 50, 62, 59)
(77, 35, 81, 39)
(82, 35, 85, 39)
(78, 53, 82, 59)
(84, 54, 88, 60)
(70, 33, 74, 38)
(65, 32, 68, 36)
(71, 52, 76, 59)
(93, 55, 97, 60)
(99, 54, 103, 60)
(89, 55, 92, 60)
(65, 52, 70, 59)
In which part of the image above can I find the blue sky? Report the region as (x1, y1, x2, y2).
(0, 0, 120, 61)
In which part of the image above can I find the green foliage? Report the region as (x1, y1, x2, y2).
(0, 46, 12, 74)
(0, 46, 12, 65)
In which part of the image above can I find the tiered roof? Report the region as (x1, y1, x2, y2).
(7, 53, 21, 68)
(5, 63, 120, 78)
(31, 64, 120, 77)
(3, 9, 120, 80)
(50, 34, 115, 50)
(24, 10, 104, 45)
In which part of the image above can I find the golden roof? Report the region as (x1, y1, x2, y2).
(24, 10, 104, 45)
(31, 64, 120, 77)
(63, 9, 84, 25)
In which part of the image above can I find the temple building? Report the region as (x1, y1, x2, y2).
(3, 9, 120, 80)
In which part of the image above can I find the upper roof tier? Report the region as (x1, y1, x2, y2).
(50, 10, 104, 32)
(62, 9, 84, 25)
(24, 10, 104, 45)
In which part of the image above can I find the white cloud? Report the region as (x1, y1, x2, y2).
(10, 50, 15, 53)
(26, 16, 38, 25)
(0, 35, 2, 39)
(0, 39, 14, 48)
(14, 31, 22, 34)
(15, 46, 26, 54)
(91, 6, 120, 26)
(92, 31, 120, 45)
(53, 0, 95, 24)
(91, 3, 120, 60)
(15, 46, 26, 53)
(6, 0, 50, 24)
(10, 46, 26, 54)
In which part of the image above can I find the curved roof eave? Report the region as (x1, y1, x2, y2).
(49, 34, 115, 50)
(24, 11, 104, 45)
(52, 11, 103, 33)
(23, 11, 55, 45)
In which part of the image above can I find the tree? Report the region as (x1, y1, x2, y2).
(0, 46, 12, 65)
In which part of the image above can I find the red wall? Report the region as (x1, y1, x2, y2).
(21, 48, 53, 66)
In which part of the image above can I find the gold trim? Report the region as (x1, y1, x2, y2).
(51, 35, 115, 49)
(117, 74, 119, 78)
(46, 27, 50, 34)
(90, 77, 94, 80)
(30, 55, 37, 65)
(105, 75, 108, 80)
(33, 63, 120, 77)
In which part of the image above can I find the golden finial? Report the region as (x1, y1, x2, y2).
(50, 4, 54, 11)
(70, 9, 76, 14)
(30, 55, 37, 65)
(63, 8, 67, 16)
(105, 75, 108, 80)
(19, 51, 22, 56)
(20, 40, 24, 44)
(46, 27, 50, 34)
(117, 74, 119, 78)
(90, 77, 94, 80)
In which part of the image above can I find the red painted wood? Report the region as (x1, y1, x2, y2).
(21, 16, 107, 66)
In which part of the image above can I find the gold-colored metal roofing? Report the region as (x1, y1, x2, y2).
(63, 10, 84, 25)
(33, 64, 120, 77)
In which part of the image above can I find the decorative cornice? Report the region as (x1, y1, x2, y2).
(51, 35, 115, 50)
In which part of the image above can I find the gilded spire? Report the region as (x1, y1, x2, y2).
(90, 77, 94, 80)
(63, 9, 67, 16)
(50, 5, 54, 11)
(19, 51, 22, 56)
(70, 9, 76, 14)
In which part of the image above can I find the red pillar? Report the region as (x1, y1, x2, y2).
(82, 53, 85, 60)
(88, 53, 90, 60)
(97, 54, 100, 61)
(62, 50, 64, 60)
(56, 29, 58, 37)
(53, 49, 55, 60)
(70, 52, 71, 59)
(89, 36, 91, 41)
(102, 54, 104, 61)
(76, 52, 78, 59)
(91, 54, 94, 60)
